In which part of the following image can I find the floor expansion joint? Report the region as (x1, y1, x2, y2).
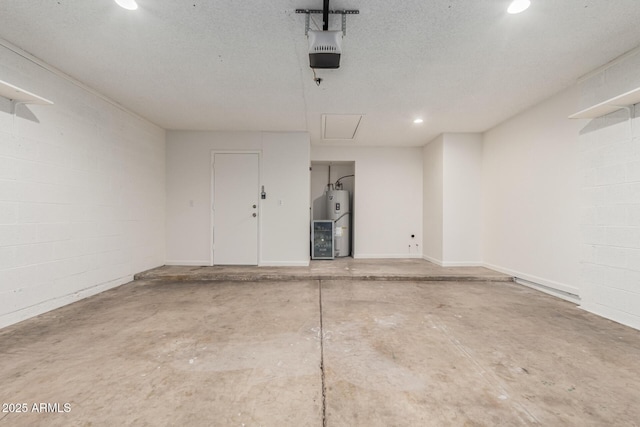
(318, 279, 327, 427)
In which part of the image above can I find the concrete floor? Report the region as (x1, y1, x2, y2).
(2, 261, 640, 426)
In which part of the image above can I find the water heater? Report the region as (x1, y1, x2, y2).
(326, 190, 350, 257)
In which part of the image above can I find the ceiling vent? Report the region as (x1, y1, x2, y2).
(322, 114, 364, 140)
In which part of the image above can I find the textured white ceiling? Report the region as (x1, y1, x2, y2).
(1, 0, 640, 146)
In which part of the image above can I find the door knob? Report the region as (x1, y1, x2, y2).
(253, 204, 257, 208)
(252, 213, 257, 217)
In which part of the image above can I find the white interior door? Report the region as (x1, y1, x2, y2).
(213, 153, 259, 265)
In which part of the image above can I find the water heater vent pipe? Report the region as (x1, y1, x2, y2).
(334, 174, 354, 190)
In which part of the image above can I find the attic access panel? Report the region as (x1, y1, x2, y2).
(322, 114, 363, 140)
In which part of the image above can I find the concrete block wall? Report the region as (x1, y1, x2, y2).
(579, 107, 640, 329)
(0, 43, 166, 328)
(578, 47, 640, 113)
(577, 47, 640, 329)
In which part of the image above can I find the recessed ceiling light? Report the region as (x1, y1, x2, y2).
(413, 118, 424, 124)
(115, 0, 138, 10)
(507, 0, 531, 14)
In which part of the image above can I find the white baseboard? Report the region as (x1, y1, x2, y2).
(442, 261, 483, 267)
(165, 260, 211, 266)
(422, 255, 482, 267)
(0, 275, 133, 330)
(354, 253, 424, 259)
(483, 262, 580, 303)
(259, 261, 310, 267)
(422, 255, 444, 266)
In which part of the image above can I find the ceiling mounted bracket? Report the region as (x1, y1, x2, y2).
(295, 8, 359, 36)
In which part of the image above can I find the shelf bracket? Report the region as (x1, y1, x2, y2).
(10, 100, 26, 116)
(610, 104, 634, 113)
(611, 104, 635, 135)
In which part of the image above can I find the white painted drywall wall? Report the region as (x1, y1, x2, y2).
(422, 136, 444, 263)
(482, 86, 581, 297)
(310, 164, 329, 221)
(165, 131, 310, 266)
(165, 132, 259, 264)
(422, 133, 482, 266)
(311, 146, 423, 258)
(260, 132, 311, 265)
(0, 44, 166, 328)
(442, 133, 483, 265)
(575, 48, 640, 329)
